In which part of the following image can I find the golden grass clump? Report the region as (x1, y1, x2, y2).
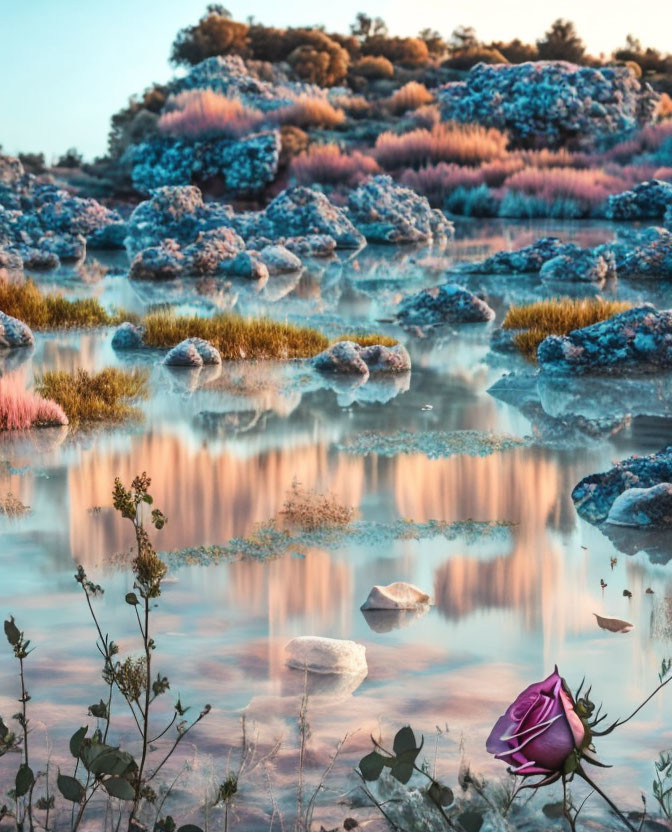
(36, 368, 149, 426)
(279, 479, 355, 532)
(0, 280, 127, 329)
(331, 333, 399, 347)
(141, 311, 329, 359)
(503, 297, 633, 359)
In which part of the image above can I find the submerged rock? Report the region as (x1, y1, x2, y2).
(538, 305, 672, 375)
(361, 582, 430, 610)
(0, 311, 34, 349)
(606, 179, 672, 221)
(540, 245, 617, 285)
(165, 337, 222, 367)
(606, 483, 672, 528)
(258, 244, 302, 274)
(572, 445, 672, 523)
(460, 237, 569, 274)
(285, 636, 367, 675)
(312, 340, 411, 375)
(397, 283, 495, 327)
(111, 322, 145, 350)
(347, 175, 454, 244)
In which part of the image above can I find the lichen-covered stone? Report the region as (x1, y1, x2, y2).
(165, 337, 221, 367)
(538, 305, 672, 375)
(397, 283, 495, 327)
(460, 237, 569, 274)
(438, 62, 658, 147)
(540, 244, 617, 284)
(258, 244, 302, 274)
(606, 483, 672, 528)
(312, 340, 411, 375)
(221, 250, 270, 280)
(572, 445, 672, 523)
(182, 227, 245, 274)
(263, 187, 365, 249)
(616, 226, 672, 279)
(111, 322, 145, 350)
(0, 311, 34, 348)
(606, 179, 672, 220)
(347, 175, 454, 244)
(129, 239, 186, 280)
(37, 231, 86, 262)
(284, 234, 337, 258)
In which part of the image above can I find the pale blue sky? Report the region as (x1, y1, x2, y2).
(2, 0, 672, 160)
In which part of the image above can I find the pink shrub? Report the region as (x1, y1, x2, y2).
(0, 373, 67, 431)
(158, 90, 264, 138)
(598, 121, 672, 162)
(271, 96, 345, 129)
(400, 158, 524, 202)
(385, 82, 434, 115)
(290, 144, 379, 186)
(502, 166, 631, 209)
(374, 123, 509, 169)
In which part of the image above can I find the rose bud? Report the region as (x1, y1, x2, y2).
(486, 667, 586, 776)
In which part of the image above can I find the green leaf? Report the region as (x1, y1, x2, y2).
(390, 760, 414, 784)
(359, 751, 386, 781)
(4, 618, 20, 647)
(104, 777, 136, 801)
(428, 782, 454, 807)
(125, 592, 139, 606)
(69, 726, 88, 757)
(15, 764, 34, 797)
(89, 749, 136, 777)
(457, 811, 484, 832)
(142, 494, 154, 505)
(563, 750, 580, 775)
(57, 774, 85, 803)
(393, 726, 419, 756)
(542, 802, 565, 819)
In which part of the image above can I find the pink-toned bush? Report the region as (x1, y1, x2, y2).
(385, 82, 434, 115)
(410, 104, 441, 130)
(374, 123, 509, 169)
(159, 89, 345, 138)
(0, 373, 67, 431)
(159, 90, 263, 138)
(598, 121, 672, 162)
(502, 166, 632, 209)
(400, 157, 525, 202)
(290, 144, 379, 185)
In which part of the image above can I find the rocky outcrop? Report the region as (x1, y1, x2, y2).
(572, 445, 672, 523)
(285, 234, 337, 258)
(128, 131, 281, 195)
(361, 582, 430, 610)
(258, 244, 302, 274)
(164, 337, 222, 367)
(606, 483, 672, 528)
(459, 237, 569, 274)
(538, 305, 672, 375)
(285, 636, 367, 675)
(438, 62, 658, 147)
(540, 244, 617, 285)
(181, 228, 245, 274)
(397, 283, 495, 327)
(129, 239, 186, 280)
(37, 231, 86, 262)
(616, 227, 672, 279)
(312, 340, 411, 374)
(347, 175, 454, 244)
(262, 187, 365, 249)
(221, 250, 270, 280)
(606, 179, 672, 221)
(0, 311, 34, 349)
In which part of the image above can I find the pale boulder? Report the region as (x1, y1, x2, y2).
(361, 581, 430, 611)
(285, 636, 367, 676)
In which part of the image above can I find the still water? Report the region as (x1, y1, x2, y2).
(1, 218, 672, 828)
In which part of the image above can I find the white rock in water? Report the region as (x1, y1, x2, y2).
(361, 581, 430, 611)
(285, 636, 367, 676)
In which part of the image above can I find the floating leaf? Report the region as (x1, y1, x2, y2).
(593, 614, 633, 634)
(359, 751, 386, 782)
(69, 726, 88, 757)
(57, 774, 85, 803)
(104, 777, 135, 801)
(15, 764, 34, 797)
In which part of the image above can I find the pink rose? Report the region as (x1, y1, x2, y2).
(486, 667, 586, 776)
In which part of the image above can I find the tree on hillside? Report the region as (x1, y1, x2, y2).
(449, 25, 478, 52)
(537, 19, 585, 64)
(350, 13, 388, 40)
(418, 28, 447, 58)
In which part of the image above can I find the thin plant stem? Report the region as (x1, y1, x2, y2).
(578, 768, 638, 832)
(18, 652, 34, 832)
